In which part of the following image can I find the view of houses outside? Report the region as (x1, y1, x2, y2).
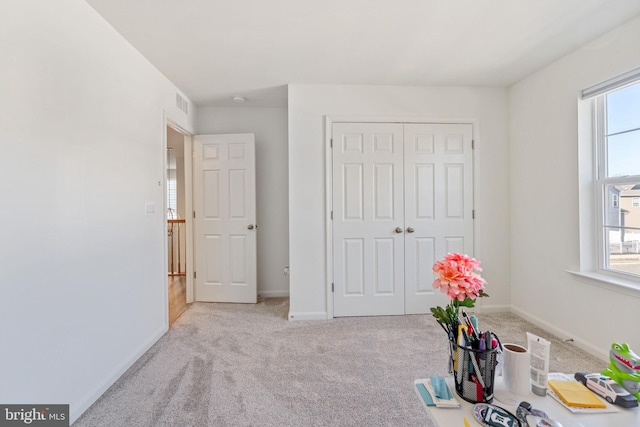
(605, 81, 640, 276)
(608, 184, 640, 275)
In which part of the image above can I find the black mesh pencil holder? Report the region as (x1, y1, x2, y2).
(448, 332, 501, 404)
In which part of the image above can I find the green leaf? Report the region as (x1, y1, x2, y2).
(457, 298, 476, 308)
(430, 307, 449, 323)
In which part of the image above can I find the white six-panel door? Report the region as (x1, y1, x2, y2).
(194, 134, 257, 303)
(332, 123, 473, 316)
(403, 123, 474, 314)
(332, 123, 405, 316)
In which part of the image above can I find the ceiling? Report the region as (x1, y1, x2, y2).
(85, 0, 640, 108)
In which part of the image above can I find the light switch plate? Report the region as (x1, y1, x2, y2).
(145, 202, 155, 215)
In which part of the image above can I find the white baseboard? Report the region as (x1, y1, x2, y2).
(70, 325, 168, 424)
(288, 311, 327, 321)
(510, 306, 609, 363)
(259, 290, 290, 298)
(473, 303, 511, 314)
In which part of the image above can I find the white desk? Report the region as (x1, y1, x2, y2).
(425, 377, 640, 427)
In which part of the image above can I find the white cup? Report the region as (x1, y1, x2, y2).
(502, 343, 531, 396)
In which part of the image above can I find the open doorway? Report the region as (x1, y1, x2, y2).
(166, 124, 193, 325)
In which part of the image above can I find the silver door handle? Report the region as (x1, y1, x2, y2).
(247, 224, 255, 230)
(395, 227, 403, 233)
(406, 227, 415, 233)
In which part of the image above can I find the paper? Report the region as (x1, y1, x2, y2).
(413, 378, 460, 409)
(546, 373, 619, 415)
(414, 382, 435, 407)
(430, 375, 453, 400)
(548, 379, 605, 408)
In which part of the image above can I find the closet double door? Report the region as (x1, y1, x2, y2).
(332, 122, 473, 317)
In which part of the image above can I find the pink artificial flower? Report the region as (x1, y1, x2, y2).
(432, 253, 486, 301)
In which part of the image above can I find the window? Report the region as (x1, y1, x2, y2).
(595, 80, 640, 277)
(167, 168, 177, 217)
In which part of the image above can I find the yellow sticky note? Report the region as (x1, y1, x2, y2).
(548, 380, 606, 408)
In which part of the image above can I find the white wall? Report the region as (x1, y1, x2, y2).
(509, 15, 640, 360)
(0, 0, 195, 422)
(197, 106, 290, 297)
(288, 85, 510, 319)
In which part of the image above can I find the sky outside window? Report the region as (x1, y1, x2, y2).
(607, 82, 640, 177)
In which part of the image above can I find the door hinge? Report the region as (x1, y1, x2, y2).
(472, 210, 475, 219)
(330, 210, 333, 220)
(193, 271, 197, 279)
(193, 211, 196, 219)
(330, 138, 333, 148)
(472, 139, 475, 150)
(331, 283, 334, 293)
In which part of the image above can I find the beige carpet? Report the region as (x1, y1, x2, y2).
(73, 298, 605, 426)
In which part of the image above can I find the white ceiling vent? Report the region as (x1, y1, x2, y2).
(175, 93, 189, 115)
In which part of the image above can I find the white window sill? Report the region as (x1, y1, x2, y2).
(567, 270, 640, 299)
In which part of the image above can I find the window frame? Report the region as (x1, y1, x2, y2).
(593, 85, 640, 277)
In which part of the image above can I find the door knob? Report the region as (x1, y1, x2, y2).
(247, 224, 255, 230)
(395, 227, 403, 233)
(406, 227, 415, 233)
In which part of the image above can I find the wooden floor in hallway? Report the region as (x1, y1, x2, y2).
(168, 275, 188, 326)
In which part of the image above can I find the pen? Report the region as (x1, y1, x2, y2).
(469, 352, 486, 394)
(462, 310, 478, 340)
(455, 324, 466, 376)
(482, 331, 491, 359)
(462, 328, 471, 346)
(479, 333, 486, 360)
(448, 330, 455, 373)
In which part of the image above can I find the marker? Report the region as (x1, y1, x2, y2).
(470, 315, 479, 335)
(479, 333, 486, 360)
(471, 374, 483, 401)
